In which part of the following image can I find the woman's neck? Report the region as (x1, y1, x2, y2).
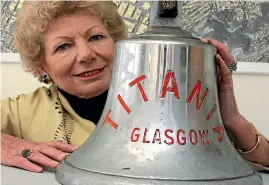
(58, 88, 108, 124)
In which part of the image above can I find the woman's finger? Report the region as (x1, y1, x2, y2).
(12, 156, 43, 173)
(216, 65, 221, 84)
(38, 145, 69, 161)
(216, 54, 233, 87)
(28, 150, 59, 168)
(200, 38, 209, 43)
(208, 39, 234, 65)
(46, 141, 79, 153)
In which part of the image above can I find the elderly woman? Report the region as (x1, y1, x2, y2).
(1, 1, 269, 173)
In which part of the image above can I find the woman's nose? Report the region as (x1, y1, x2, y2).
(76, 40, 96, 63)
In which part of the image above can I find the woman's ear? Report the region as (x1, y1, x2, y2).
(37, 68, 52, 84)
(38, 66, 47, 75)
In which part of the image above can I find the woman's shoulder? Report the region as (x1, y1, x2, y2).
(1, 85, 59, 107)
(1, 85, 68, 140)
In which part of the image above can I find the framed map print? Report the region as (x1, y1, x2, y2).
(1, 1, 269, 73)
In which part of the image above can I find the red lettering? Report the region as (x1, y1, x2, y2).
(198, 130, 210, 145)
(152, 129, 161, 144)
(177, 129, 186, 145)
(131, 128, 140, 142)
(129, 128, 215, 146)
(189, 130, 198, 145)
(102, 110, 118, 129)
(186, 80, 208, 110)
(129, 75, 148, 102)
(164, 129, 174, 145)
(213, 125, 225, 143)
(161, 71, 180, 99)
(142, 128, 150, 143)
(117, 94, 131, 114)
(206, 104, 217, 121)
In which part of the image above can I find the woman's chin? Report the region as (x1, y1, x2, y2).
(78, 86, 108, 99)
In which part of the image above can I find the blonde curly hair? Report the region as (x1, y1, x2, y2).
(14, 1, 128, 82)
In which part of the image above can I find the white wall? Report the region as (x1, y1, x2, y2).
(1, 62, 45, 98)
(1, 53, 269, 137)
(233, 74, 269, 136)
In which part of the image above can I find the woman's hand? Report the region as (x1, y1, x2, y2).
(200, 38, 269, 167)
(1, 133, 79, 173)
(201, 38, 241, 129)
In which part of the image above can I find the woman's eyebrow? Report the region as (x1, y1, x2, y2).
(83, 26, 101, 36)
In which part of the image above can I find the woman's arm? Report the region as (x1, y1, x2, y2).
(230, 114, 269, 167)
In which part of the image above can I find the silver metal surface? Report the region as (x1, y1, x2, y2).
(55, 1, 263, 184)
(55, 29, 263, 185)
(3, 165, 269, 185)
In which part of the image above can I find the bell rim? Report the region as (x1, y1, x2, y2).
(56, 160, 263, 185)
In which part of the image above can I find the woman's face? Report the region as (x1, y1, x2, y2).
(42, 10, 115, 98)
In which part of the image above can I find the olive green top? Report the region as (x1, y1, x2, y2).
(1, 85, 96, 146)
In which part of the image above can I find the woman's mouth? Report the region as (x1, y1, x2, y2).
(74, 67, 106, 79)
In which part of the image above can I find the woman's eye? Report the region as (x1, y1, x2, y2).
(56, 44, 70, 52)
(89, 35, 104, 41)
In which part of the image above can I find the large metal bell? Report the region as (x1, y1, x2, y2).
(55, 1, 263, 185)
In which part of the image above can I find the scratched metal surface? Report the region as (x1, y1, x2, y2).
(1, 0, 268, 62)
(1, 165, 269, 185)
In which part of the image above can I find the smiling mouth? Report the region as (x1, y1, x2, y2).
(74, 67, 106, 78)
